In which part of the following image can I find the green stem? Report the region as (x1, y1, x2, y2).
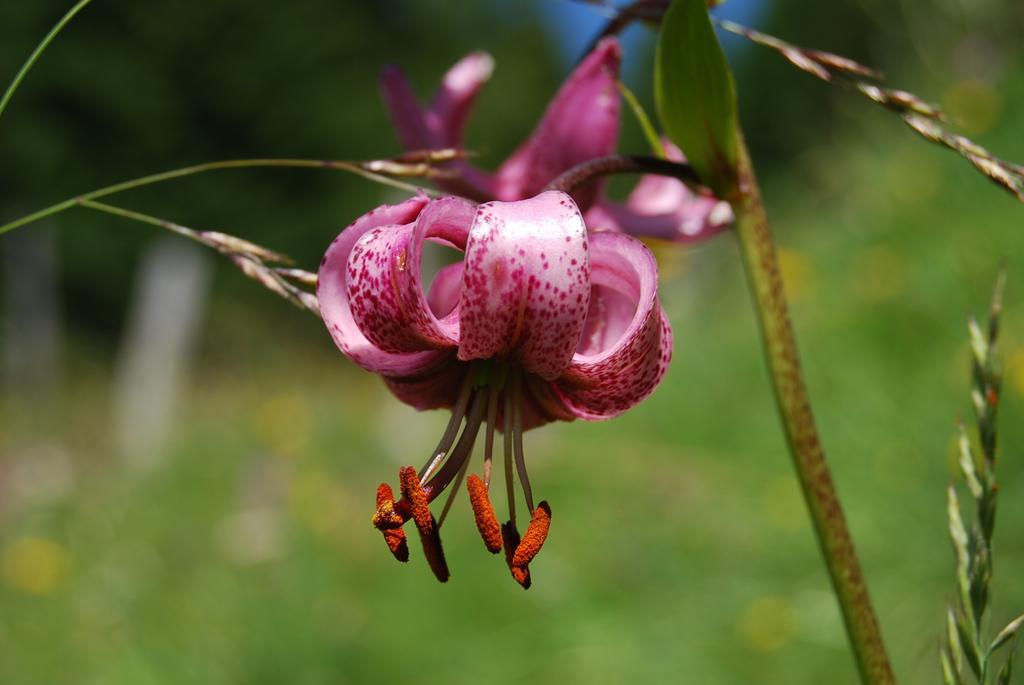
(0, 158, 434, 236)
(0, 0, 96, 121)
(548, 151, 895, 681)
(77, 198, 202, 242)
(616, 80, 668, 158)
(729, 139, 895, 684)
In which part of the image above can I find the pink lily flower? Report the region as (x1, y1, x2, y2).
(317, 190, 671, 586)
(380, 37, 732, 244)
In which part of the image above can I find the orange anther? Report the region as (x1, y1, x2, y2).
(511, 566, 530, 587)
(467, 475, 502, 553)
(373, 483, 404, 529)
(395, 467, 449, 582)
(502, 521, 531, 589)
(512, 501, 551, 569)
(372, 483, 408, 562)
(382, 528, 409, 562)
(399, 466, 434, 536)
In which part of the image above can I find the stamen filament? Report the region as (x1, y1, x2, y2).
(370, 366, 555, 587)
(422, 390, 488, 500)
(437, 452, 472, 527)
(483, 382, 500, 488)
(503, 382, 517, 527)
(420, 371, 475, 483)
(511, 369, 535, 512)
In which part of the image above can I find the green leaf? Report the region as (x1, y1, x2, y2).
(654, 0, 739, 195)
(617, 80, 668, 159)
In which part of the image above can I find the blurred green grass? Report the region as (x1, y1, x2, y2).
(3, 1, 1024, 684)
(4, 125, 1024, 681)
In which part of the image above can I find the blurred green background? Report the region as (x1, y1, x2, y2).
(2, 1, 1023, 683)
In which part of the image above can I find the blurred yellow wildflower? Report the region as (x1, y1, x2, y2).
(1, 536, 69, 596)
(739, 595, 796, 652)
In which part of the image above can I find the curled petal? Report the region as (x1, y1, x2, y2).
(584, 195, 733, 243)
(424, 53, 497, 199)
(426, 52, 495, 148)
(318, 195, 449, 377)
(426, 261, 464, 320)
(384, 353, 466, 411)
(521, 374, 578, 430)
(583, 141, 733, 243)
(458, 191, 591, 381)
(346, 196, 474, 353)
(554, 231, 672, 419)
(380, 60, 494, 200)
(379, 66, 435, 151)
(494, 38, 621, 209)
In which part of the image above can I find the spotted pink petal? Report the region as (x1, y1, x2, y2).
(458, 191, 591, 381)
(346, 196, 474, 353)
(554, 231, 672, 420)
(493, 38, 621, 210)
(318, 195, 452, 377)
(584, 140, 733, 243)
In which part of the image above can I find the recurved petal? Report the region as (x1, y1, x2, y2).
(554, 231, 672, 419)
(458, 191, 591, 381)
(381, 60, 495, 201)
(380, 65, 436, 151)
(583, 140, 733, 243)
(346, 196, 474, 353)
(318, 195, 449, 377)
(426, 51, 495, 148)
(426, 261, 464, 320)
(584, 194, 733, 243)
(493, 38, 621, 209)
(383, 353, 467, 411)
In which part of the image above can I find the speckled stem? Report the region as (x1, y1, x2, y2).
(548, 150, 896, 685)
(728, 140, 895, 685)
